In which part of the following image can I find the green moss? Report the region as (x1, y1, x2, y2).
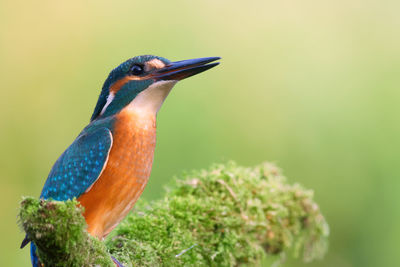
(19, 162, 329, 266)
(107, 162, 329, 266)
(19, 198, 114, 267)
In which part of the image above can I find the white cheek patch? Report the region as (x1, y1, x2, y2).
(100, 92, 115, 116)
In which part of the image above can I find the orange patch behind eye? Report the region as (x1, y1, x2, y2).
(110, 76, 136, 93)
(109, 75, 150, 93)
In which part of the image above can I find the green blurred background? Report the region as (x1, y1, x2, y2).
(1, 0, 399, 266)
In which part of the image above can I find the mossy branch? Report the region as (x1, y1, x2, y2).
(19, 162, 329, 266)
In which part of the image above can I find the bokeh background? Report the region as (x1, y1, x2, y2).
(1, 0, 399, 266)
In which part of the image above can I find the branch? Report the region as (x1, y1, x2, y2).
(20, 162, 329, 266)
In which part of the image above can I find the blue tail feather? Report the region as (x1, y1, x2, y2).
(30, 243, 40, 267)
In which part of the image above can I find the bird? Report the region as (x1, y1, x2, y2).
(20, 55, 220, 266)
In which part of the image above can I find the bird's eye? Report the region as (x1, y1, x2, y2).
(130, 64, 144, 75)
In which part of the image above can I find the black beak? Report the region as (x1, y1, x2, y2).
(154, 57, 220, 81)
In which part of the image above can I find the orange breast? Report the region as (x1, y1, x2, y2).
(78, 110, 156, 238)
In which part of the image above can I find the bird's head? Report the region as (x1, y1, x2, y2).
(91, 55, 220, 121)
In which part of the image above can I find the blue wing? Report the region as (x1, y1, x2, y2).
(40, 127, 113, 200)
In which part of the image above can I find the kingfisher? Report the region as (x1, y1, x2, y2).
(21, 55, 220, 266)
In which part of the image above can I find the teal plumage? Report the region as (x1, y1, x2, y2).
(40, 127, 112, 200)
(28, 122, 115, 267)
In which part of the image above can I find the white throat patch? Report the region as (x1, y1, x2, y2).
(126, 80, 177, 115)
